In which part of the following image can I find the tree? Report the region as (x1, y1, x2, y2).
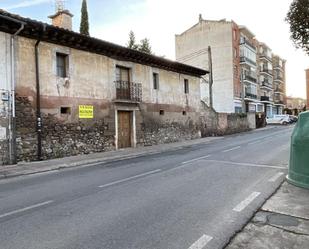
(80, 0, 90, 36)
(286, 0, 309, 54)
(126, 31, 153, 54)
(138, 38, 152, 54)
(127, 31, 138, 49)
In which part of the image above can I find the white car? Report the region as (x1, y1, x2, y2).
(266, 114, 290, 125)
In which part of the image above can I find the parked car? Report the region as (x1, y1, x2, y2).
(266, 114, 291, 125)
(289, 115, 298, 123)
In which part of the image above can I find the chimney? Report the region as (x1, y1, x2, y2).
(199, 14, 203, 23)
(48, 10, 73, 30)
(306, 68, 309, 110)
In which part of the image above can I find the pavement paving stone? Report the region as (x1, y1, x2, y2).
(226, 182, 309, 249)
(226, 222, 309, 249)
(263, 182, 309, 220)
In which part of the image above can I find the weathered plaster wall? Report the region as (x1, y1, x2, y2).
(0, 32, 11, 165)
(175, 19, 235, 113)
(12, 35, 205, 162)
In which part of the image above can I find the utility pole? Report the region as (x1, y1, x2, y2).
(208, 46, 213, 109)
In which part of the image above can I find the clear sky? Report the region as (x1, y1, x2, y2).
(1, 0, 308, 98)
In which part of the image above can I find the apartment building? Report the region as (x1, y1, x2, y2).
(175, 15, 286, 115)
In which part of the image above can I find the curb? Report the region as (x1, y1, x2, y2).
(223, 179, 287, 248)
(0, 138, 222, 180)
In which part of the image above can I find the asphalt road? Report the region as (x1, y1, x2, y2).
(0, 125, 293, 249)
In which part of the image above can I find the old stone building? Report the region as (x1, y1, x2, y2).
(0, 9, 257, 165)
(0, 9, 212, 164)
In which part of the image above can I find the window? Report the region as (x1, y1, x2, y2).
(182, 111, 187, 116)
(60, 107, 71, 114)
(184, 79, 189, 94)
(116, 66, 130, 82)
(159, 110, 164, 115)
(153, 73, 159, 90)
(56, 53, 68, 78)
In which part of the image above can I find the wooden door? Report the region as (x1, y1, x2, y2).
(118, 111, 131, 148)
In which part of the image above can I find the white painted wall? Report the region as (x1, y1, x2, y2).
(175, 20, 235, 113)
(0, 32, 11, 95)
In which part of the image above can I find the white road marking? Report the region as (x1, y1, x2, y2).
(98, 169, 162, 188)
(233, 192, 261, 212)
(248, 140, 262, 145)
(0, 200, 54, 219)
(204, 159, 287, 169)
(268, 172, 284, 182)
(222, 146, 241, 153)
(182, 155, 211, 165)
(188, 234, 213, 249)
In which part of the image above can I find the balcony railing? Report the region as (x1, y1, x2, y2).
(240, 38, 256, 51)
(115, 81, 142, 102)
(245, 92, 257, 99)
(273, 63, 283, 70)
(261, 80, 273, 89)
(261, 96, 270, 102)
(274, 75, 283, 81)
(259, 52, 272, 61)
(244, 73, 257, 83)
(260, 68, 273, 75)
(274, 86, 284, 93)
(274, 99, 285, 105)
(240, 56, 256, 66)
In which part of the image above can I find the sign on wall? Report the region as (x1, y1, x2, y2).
(0, 127, 6, 140)
(79, 105, 94, 119)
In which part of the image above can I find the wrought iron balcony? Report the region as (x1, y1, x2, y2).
(115, 81, 142, 102)
(261, 96, 270, 102)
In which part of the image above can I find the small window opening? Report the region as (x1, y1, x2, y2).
(56, 53, 68, 78)
(184, 79, 189, 94)
(182, 111, 187, 115)
(159, 110, 164, 115)
(153, 73, 159, 90)
(60, 107, 71, 114)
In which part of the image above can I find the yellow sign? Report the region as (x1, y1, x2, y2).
(79, 105, 94, 119)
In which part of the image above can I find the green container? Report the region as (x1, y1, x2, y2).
(287, 111, 309, 189)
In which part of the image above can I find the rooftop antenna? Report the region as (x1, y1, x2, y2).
(55, 0, 66, 12)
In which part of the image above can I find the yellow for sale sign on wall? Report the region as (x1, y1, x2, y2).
(79, 105, 94, 119)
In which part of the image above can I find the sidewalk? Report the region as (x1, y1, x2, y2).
(0, 136, 223, 180)
(0, 125, 279, 180)
(226, 181, 309, 249)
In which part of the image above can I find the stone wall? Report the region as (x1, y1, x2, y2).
(16, 95, 115, 162)
(14, 97, 255, 163)
(226, 113, 250, 134)
(136, 105, 201, 146)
